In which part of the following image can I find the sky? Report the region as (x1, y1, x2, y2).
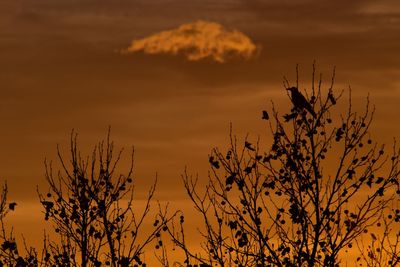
(1, 0, 400, 260)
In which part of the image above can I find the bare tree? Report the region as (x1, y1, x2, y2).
(165, 67, 400, 267)
(39, 129, 174, 267)
(0, 183, 18, 266)
(0, 183, 39, 266)
(355, 205, 400, 266)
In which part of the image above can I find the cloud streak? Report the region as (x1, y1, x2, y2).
(122, 20, 258, 63)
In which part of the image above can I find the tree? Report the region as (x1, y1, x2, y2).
(355, 206, 400, 266)
(39, 130, 174, 267)
(166, 67, 400, 267)
(0, 183, 39, 266)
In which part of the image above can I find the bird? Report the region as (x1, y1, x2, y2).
(286, 87, 316, 118)
(262, 110, 269, 120)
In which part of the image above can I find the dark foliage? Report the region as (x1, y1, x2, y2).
(38, 130, 175, 267)
(164, 67, 400, 267)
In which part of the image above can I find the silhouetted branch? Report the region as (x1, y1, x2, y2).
(166, 66, 400, 267)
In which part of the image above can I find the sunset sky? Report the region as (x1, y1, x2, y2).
(1, 0, 400, 258)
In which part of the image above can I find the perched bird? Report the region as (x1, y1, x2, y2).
(262, 110, 269, 120)
(287, 87, 316, 118)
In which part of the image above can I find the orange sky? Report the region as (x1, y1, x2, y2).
(0, 0, 400, 263)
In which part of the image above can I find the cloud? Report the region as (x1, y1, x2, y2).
(122, 20, 259, 63)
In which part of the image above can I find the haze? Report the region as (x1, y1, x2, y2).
(0, 0, 399, 256)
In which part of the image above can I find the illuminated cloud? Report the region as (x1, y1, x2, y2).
(122, 20, 258, 63)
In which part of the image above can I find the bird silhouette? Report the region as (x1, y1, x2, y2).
(287, 87, 316, 118)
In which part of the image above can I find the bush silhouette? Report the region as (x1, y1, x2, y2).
(38, 130, 175, 267)
(0, 67, 399, 267)
(0, 130, 175, 267)
(164, 67, 400, 267)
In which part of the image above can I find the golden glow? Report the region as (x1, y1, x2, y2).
(122, 20, 258, 63)
(0, 0, 400, 265)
